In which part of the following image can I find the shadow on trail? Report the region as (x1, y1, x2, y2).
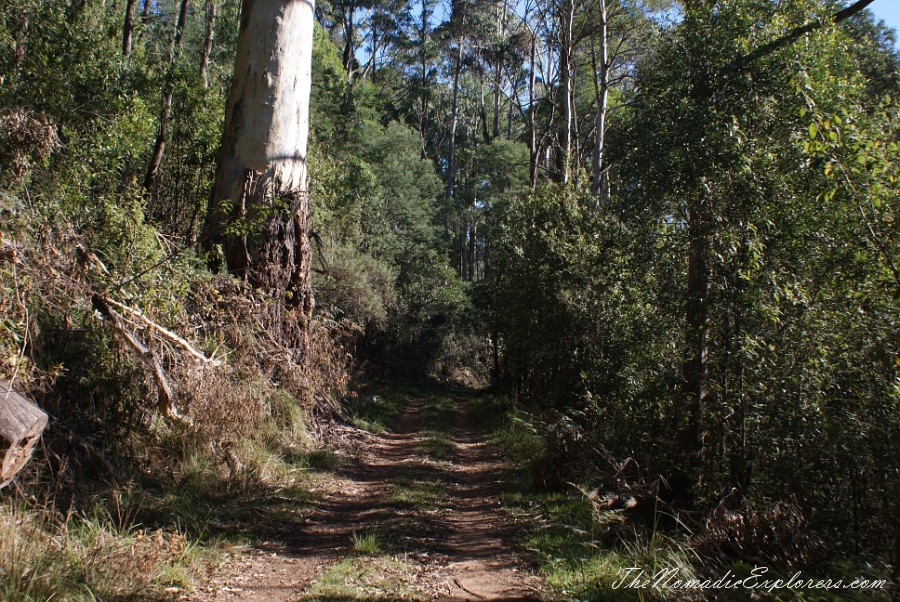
(279, 393, 543, 600)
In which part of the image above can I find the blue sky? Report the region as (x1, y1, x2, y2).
(869, 0, 900, 44)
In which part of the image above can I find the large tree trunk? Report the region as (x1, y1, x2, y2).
(0, 380, 48, 487)
(202, 0, 315, 358)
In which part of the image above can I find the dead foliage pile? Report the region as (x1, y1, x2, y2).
(692, 488, 824, 568)
(576, 449, 825, 570)
(0, 196, 357, 496)
(0, 109, 61, 180)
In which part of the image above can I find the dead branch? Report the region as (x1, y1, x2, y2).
(91, 295, 190, 425)
(103, 297, 222, 366)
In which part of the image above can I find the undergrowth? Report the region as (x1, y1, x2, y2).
(0, 157, 355, 597)
(473, 393, 893, 601)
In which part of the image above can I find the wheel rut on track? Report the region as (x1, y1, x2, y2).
(192, 394, 544, 601)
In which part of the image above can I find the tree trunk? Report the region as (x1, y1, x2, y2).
(342, 1, 356, 84)
(123, 0, 138, 56)
(676, 200, 710, 502)
(446, 41, 463, 204)
(492, 63, 502, 140)
(468, 214, 476, 282)
(199, 0, 216, 89)
(143, 91, 172, 195)
(528, 34, 538, 188)
(203, 0, 315, 358)
(558, 0, 575, 184)
(142, 0, 189, 197)
(169, 0, 190, 59)
(417, 0, 431, 140)
(479, 77, 491, 144)
(0, 380, 48, 487)
(590, 0, 609, 199)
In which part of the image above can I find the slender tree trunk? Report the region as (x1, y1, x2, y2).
(558, 0, 575, 184)
(169, 0, 189, 58)
(468, 212, 476, 282)
(492, 64, 502, 140)
(199, 0, 216, 89)
(446, 41, 463, 203)
(507, 83, 514, 140)
(492, 0, 508, 140)
(480, 77, 491, 144)
(676, 199, 710, 502)
(143, 0, 189, 197)
(528, 34, 538, 189)
(342, 2, 356, 85)
(590, 0, 609, 199)
(418, 0, 430, 140)
(203, 0, 316, 360)
(123, 0, 138, 56)
(143, 91, 172, 193)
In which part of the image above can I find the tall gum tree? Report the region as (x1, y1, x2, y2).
(203, 0, 316, 359)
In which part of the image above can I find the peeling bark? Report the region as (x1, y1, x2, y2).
(203, 0, 316, 360)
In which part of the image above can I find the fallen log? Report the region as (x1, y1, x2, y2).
(0, 380, 48, 487)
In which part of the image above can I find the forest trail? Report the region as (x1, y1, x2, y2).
(191, 395, 545, 601)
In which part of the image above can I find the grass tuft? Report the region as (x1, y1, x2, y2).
(351, 529, 383, 554)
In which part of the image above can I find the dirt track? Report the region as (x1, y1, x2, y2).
(190, 395, 545, 601)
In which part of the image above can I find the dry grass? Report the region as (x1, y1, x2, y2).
(0, 501, 209, 601)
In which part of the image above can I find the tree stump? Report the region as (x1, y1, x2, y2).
(0, 380, 48, 487)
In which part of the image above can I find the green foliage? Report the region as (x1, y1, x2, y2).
(472, 0, 900, 576)
(309, 32, 467, 375)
